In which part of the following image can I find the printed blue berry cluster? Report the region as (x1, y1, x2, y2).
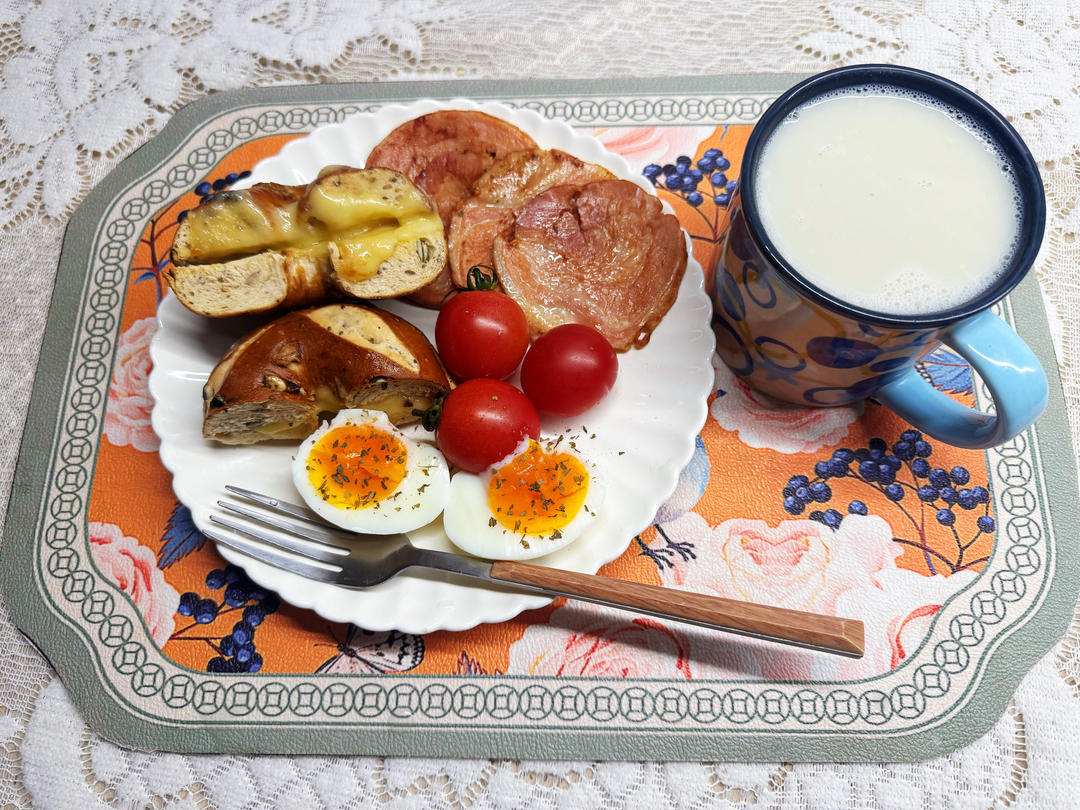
(643, 149, 738, 208)
(781, 430, 994, 574)
(175, 564, 279, 673)
(176, 171, 252, 223)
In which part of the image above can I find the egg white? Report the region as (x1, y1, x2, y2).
(443, 438, 605, 560)
(292, 408, 449, 534)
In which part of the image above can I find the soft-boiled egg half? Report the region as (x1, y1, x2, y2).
(292, 409, 449, 534)
(443, 437, 605, 560)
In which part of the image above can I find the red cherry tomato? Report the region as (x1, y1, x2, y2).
(435, 290, 530, 380)
(436, 379, 540, 473)
(520, 324, 618, 418)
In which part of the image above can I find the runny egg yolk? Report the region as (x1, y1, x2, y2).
(487, 441, 590, 536)
(305, 423, 407, 509)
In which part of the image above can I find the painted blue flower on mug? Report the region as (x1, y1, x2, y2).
(806, 336, 883, 369)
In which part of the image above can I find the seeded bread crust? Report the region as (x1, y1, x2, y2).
(202, 303, 451, 445)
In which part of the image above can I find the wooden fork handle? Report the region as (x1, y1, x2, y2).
(489, 560, 864, 657)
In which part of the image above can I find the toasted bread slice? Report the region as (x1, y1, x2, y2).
(171, 183, 305, 266)
(311, 168, 446, 300)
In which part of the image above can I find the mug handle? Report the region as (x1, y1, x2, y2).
(876, 309, 1047, 449)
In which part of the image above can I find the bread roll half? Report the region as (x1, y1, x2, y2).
(168, 168, 447, 318)
(202, 303, 450, 445)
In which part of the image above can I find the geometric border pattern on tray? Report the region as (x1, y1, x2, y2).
(4, 75, 1078, 760)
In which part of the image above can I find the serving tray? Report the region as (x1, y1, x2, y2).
(2, 75, 1077, 761)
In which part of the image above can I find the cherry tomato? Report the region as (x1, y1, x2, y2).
(435, 379, 540, 473)
(520, 324, 618, 418)
(435, 290, 530, 380)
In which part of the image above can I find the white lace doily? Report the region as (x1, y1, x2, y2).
(1, 0, 1079, 807)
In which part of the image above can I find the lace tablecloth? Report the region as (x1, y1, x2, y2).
(1, 1, 1078, 807)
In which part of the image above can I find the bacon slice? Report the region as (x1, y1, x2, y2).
(366, 111, 536, 307)
(494, 180, 687, 351)
(471, 149, 615, 207)
(367, 111, 537, 221)
(448, 149, 614, 286)
(448, 204, 517, 285)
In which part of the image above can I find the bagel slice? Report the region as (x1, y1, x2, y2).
(202, 303, 451, 445)
(168, 167, 447, 318)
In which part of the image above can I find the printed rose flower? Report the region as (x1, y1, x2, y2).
(507, 606, 693, 679)
(709, 353, 861, 454)
(686, 514, 901, 615)
(88, 522, 179, 645)
(654, 514, 975, 680)
(593, 125, 717, 167)
(105, 317, 159, 452)
(824, 567, 978, 680)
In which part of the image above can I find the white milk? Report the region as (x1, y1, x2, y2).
(754, 87, 1020, 316)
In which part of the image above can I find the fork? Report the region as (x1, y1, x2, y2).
(206, 485, 865, 658)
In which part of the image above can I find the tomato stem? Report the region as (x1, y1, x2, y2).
(466, 265, 499, 290)
(412, 394, 445, 432)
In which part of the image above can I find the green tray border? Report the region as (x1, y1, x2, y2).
(2, 74, 1077, 761)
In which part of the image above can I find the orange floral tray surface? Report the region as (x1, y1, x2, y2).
(4, 77, 1076, 761)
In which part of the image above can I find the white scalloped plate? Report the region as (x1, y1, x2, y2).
(149, 99, 715, 633)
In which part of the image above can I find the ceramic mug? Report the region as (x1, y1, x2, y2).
(714, 64, 1048, 449)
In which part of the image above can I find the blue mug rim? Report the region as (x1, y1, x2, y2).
(738, 64, 1047, 329)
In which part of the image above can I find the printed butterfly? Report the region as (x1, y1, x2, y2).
(916, 345, 973, 396)
(315, 626, 424, 675)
